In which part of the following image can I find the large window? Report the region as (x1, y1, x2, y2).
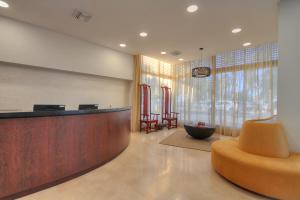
(214, 43, 278, 135)
(173, 58, 213, 125)
(141, 43, 278, 136)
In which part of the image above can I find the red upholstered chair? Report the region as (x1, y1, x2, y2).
(140, 84, 159, 133)
(161, 86, 179, 129)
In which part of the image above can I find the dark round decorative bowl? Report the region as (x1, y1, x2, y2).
(184, 124, 216, 139)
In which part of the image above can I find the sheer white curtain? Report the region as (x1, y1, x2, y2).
(215, 43, 278, 136)
(140, 56, 173, 118)
(173, 43, 278, 136)
(173, 58, 213, 125)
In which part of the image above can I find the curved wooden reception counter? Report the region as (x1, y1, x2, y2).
(0, 107, 131, 199)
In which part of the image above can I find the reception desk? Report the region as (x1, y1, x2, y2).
(0, 107, 131, 199)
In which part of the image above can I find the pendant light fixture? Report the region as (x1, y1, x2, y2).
(192, 48, 211, 78)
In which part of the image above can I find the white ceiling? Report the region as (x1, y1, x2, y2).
(0, 0, 278, 64)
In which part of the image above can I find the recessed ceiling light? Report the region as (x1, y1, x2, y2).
(187, 5, 198, 13)
(232, 28, 242, 34)
(161, 51, 167, 55)
(119, 43, 126, 47)
(178, 58, 184, 61)
(243, 42, 252, 47)
(139, 32, 148, 37)
(0, 0, 9, 8)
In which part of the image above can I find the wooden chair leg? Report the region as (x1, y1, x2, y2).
(146, 122, 149, 134)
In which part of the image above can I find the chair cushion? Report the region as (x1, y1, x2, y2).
(238, 120, 289, 158)
(211, 140, 300, 200)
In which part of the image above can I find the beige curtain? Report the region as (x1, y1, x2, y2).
(173, 43, 278, 136)
(131, 55, 141, 132)
(173, 58, 213, 126)
(215, 43, 278, 136)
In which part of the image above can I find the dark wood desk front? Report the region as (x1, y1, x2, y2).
(0, 108, 131, 199)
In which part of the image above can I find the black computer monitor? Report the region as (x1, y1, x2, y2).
(78, 104, 99, 110)
(33, 104, 65, 111)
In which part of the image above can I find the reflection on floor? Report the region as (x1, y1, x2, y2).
(19, 128, 267, 200)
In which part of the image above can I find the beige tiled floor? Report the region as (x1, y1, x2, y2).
(19, 128, 268, 200)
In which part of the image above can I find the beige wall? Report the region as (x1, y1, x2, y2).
(0, 16, 134, 80)
(278, 0, 300, 152)
(0, 16, 134, 112)
(0, 62, 131, 112)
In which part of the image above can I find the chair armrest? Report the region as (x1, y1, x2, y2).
(170, 112, 179, 118)
(171, 112, 179, 116)
(150, 113, 159, 120)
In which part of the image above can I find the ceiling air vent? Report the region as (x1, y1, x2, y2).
(72, 9, 92, 22)
(170, 50, 182, 56)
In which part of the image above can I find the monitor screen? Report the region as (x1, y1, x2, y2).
(78, 104, 99, 110)
(33, 104, 65, 111)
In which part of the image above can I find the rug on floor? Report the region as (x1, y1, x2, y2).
(159, 130, 219, 152)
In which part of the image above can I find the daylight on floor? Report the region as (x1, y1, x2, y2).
(0, 0, 299, 199)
